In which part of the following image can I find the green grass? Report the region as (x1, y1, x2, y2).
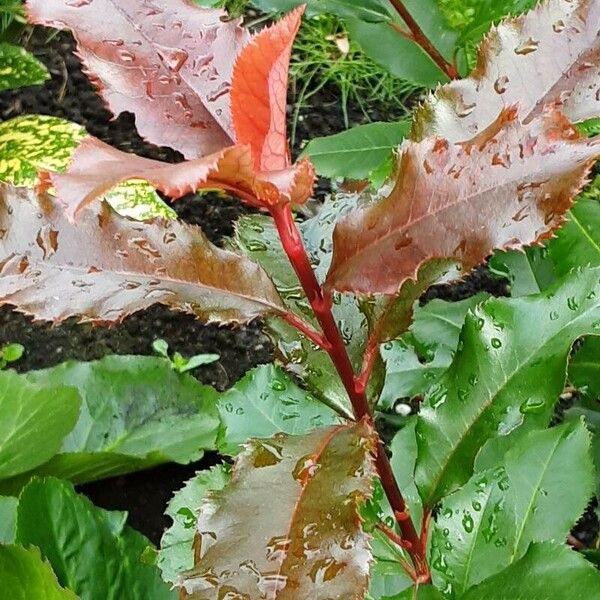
(288, 15, 418, 143)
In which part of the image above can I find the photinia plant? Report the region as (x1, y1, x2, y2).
(0, 0, 599, 598)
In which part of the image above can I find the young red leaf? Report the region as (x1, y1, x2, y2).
(26, 0, 249, 159)
(0, 185, 285, 324)
(45, 137, 315, 220)
(179, 421, 376, 599)
(413, 0, 600, 143)
(325, 109, 600, 295)
(231, 6, 304, 171)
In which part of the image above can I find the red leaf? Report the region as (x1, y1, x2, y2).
(179, 421, 376, 599)
(326, 109, 600, 295)
(231, 6, 304, 171)
(0, 185, 285, 324)
(413, 0, 600, 143)
(47, 137, 315, 220)
(26, 0, 249, 159)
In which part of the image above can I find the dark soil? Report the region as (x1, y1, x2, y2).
(0, 28, 597, 551)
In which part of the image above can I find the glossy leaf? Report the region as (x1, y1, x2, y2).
(380, 294, 489, 409)
(0, 186, 285, 325)
(26, 0, 249, 159)
(0, 115, 176, 220)
(16, 477, 176, 599)
(460, 542, 600, 600)
(344, 0, 458, 86)
(0, 370, 80, 480)
(179, 422, 376, 599)
(158, 465, 230, 584)
(0, 545, 78, 600)
(0, 496, 18, 543)
(300, 121, 410, 181)
(415, 267, 600, 506)
(430, 420, 594, 596)
(414, 0, 600, 142)
(0, 42, 48, 91)
(216, 364, 342, 455)
(231, 6, 303, 171)
(252, 0, 391, 22)
(326, 110, 600, 295)
(0, 356, 219, 492)
(569, 337, 600, 398)
(48, 136, 314, 218)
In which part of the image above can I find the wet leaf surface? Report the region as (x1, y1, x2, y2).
(430, 421, 594, 596)
(180, 421, 376, 599)
(414, 267, 600, 506)
(0, 115, 176, 220)
(326, 110, 599, 295)
(460, 542, 600, 600)
(26, 0, 249, 159)
(0, 186, 285, 325)
(159, 465, 230, 585)
(414, 0, 600, 142)
(216, 364, 342, 456)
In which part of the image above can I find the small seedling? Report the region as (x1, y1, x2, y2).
(152, 339, 219, 374)
(0, 342, 24, 369)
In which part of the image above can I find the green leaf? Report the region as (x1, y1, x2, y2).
(460, 542, 600, 600)
(300, 121, 410, 181)
(180, 422, 377, 599)
(0, 496, 18, 543)
(1, 342, 24, 363)
(216, 364, 342, 455)
(0, 370, 80, 480)
(0, 356, 219, 492)
(0, 115, 176, 220)
(16, 477, 176, 599)
(0, 42, 48, 91)
(384, 585, 446, 599)
(569, 336, 600, 398)
(158, 465, 230, 584)
(380, 294, 489, 409)
(414, 267, 600, 506)
(345, 0, 458, 86)
(251, 0, 391, 21)
(430, 421, 594, 596)
(0, 544, 78, 599)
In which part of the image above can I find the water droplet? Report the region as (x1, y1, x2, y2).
(567, 296, 579, 311)
(308, 558, 345, 583)
(512, 206, 530, 222)
(494, 75, 509, 94)
(118, 49, 136, 64)
(207, 82, 231, 103)
(157, 46, 189, 72)
(293, 455, 321, 482)
(130, 237, 161, 258)
(552, 19, 565, 33)
(472, 500, 482, 512)
(475, 317, 485, 330)
(491, 337, 502, 348)
(271, 379, 286, 392)
(247, 240, 267, 252)
(514, 37, 539, 55)
(253, 440, 283, 467)
(520, 397, 545, 414)
(492, 152, 511, 168)
(162, 232, 176, 244)
(462, 513, 474, 533)
(104, 38, 124, 46)
(265, 535, 291, 562)
(66, 0, 92, 6)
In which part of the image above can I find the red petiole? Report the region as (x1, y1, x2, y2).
(269, 203, 430, 582)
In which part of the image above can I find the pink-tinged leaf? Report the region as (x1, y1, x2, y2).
(326, 109, 600, 295)
(413, 0, 600, 143)
(26, 0, 249, 159)
(231, 6, 304, 171)
(46, 137, 315, 220)
(0, 185, 285, 324)
(179, 421, 376, 600)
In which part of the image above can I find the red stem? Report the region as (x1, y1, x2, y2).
(388, 0, 459, 80)
(270, 203, 430, 581)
